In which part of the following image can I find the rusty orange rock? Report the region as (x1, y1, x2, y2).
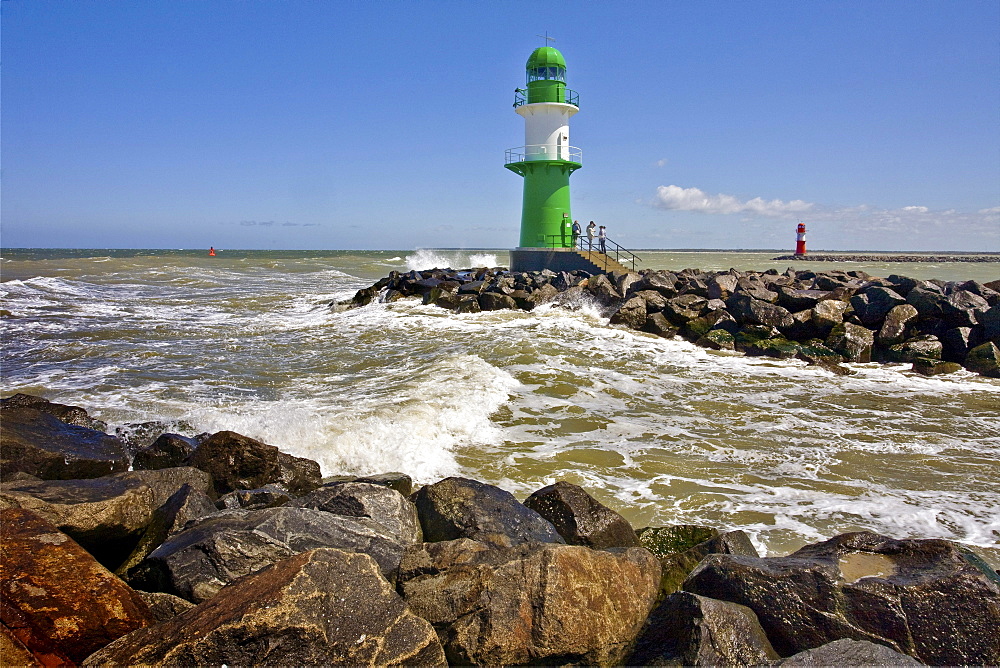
(0, 507, 154, 664)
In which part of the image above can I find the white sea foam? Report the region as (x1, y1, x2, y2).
(405, 249, 453, 271)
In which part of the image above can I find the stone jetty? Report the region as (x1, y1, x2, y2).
(2, 393, 998, 666)
(339, 266, 1000, 378)
(773, 254, 1000, 263)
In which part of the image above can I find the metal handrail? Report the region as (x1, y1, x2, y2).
(514, 88, 579, 108)
(505, 144, 582, 164)
(542, 233, 642, 272)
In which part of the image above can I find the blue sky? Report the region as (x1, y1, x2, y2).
(3, 0, 998, 251)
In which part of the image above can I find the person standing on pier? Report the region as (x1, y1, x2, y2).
(598, 225, 607, 254)
(572, 220, 582, 248)
(587, 221, 596, 250)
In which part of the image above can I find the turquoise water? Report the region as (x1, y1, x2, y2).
(2, 248, 998, 566)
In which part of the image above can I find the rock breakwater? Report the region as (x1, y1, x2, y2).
(339, 266, 1000, 378)
(2, 394, 998, 666)
(773, 253, 1000, 263)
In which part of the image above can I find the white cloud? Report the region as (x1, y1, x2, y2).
(648, 183, 1000, 249)
(653, 185, 814, 218)
(654, 158, 668, 168)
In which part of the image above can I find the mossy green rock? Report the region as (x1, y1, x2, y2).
(636, 525, 718, 559)
(696, 328, 735, 350)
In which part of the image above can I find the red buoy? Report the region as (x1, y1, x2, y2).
(209, 247, 216, 257)
(795, 223, 806, 256)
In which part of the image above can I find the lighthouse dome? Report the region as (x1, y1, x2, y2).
(526, 47, 566, 83)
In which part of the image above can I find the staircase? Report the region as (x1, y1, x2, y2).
(572, 248, 632, 275)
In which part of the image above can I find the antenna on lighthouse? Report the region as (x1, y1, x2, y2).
(536, 32, 556, 45)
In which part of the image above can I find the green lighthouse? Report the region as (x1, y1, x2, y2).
(505, 45, 582, 265)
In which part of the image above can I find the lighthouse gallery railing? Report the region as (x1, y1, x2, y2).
(505, 145, 582, 164)
(514, 88, 580, 108)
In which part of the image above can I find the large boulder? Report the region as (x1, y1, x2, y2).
(0, 405, 127, 481)
(683, 531, 1000, 665)
(877, 303, 920, 345)
(609, 295, 647, 330)
(810, 299, 849, 335)
(940, 289, 990, 327)
(628, 591, 778, 666)
(523, 481, 640, 549)
(0, 393, 108, 430)
(411, 477, 564, 547)
(0, 467, 214, 570)
(479, 291, 518, 311)
(906, 283, 946, 318)
(826, 322, 875, 362)
(658, 530, 758, 596)
(726, 294, 794, 329)
(288, 481, 422, 544)
(187, 430, 321, 496)
(115, 483, 219, 578)
(965, 341, 1000, 377)
(778, 638, 920, 666)
(86, 549, 446, 667)
(850, 288, 906, 327)
(0, 508, 154, 664)
(127, 506, 409, 602)
(884, 335, 942, 363)
(132, 433, 197, 470)
(397, 539, 660, 665)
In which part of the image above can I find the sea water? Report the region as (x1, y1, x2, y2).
(2, 248, 998, 566)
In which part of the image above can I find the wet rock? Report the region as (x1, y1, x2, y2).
(912, 358, 963, 376)
(128, 506, 409, 602)
(777, 288, 829, 312)
(707, 273, 738, 300)
(628, 591, 778, 666)
(586, 273, 623, 306)
(289, 481, 422, 544)
(478, 291, 518, 311)
(906, 282, 946, 317)
(0, 508, 154, 664)
(215, 484, 292, 510)
(526, 282, 560, 308)
(325, 471, 414, 497)
(850, 287, 906, 327)
(726, 294, 794, 328)
(411, 477, 564, 547)
(187, 430, 321, 496)
(810, 299, 849, 335)
(696, 327, 737, 350)
(779, 638, 921, 665)
(959, 280, 1000, 305)
(644, 311, 680, 338)
(636, 525, 718, 558)
(884, 335, 943, 363)
(609, 295, 648, 330)
(631, 289, 668, 312)
(613, 270, 642, 296)
(0, 406, 127, 481)
(663, 294, 709, 325)
(877, 303, 920, 345)
(116, 483, 219, 578)
(132, 433, 197, 470)
(659, 530, 759, 595)
(397, 539, 660, 666)
(965, 341, 1000, 378)
(87, 548, 446, 667)
(136, 590, 195, 622)
(683, 531, 1000, 665)
(0, 467, 214, 571)
(632, 270, 679, 297)
(0, 393, 108, 431)
(941, 326, 976, 362)
(826, 322, 875, 362)
(523, 481, 640, 549)
(981, 303, 1000, 341)
(940, 289, 990, 327)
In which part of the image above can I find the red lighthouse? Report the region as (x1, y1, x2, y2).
(795, 222, 807, 256)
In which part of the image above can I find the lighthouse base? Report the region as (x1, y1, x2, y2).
(510, 247, 632, 275)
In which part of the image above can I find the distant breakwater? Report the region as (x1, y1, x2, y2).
(773, 253, 1000, 263)
(338, 265, 1000, 378)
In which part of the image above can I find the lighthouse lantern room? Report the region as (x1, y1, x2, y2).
(505, 45, 581, 256)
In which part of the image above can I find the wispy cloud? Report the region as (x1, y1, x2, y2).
(649, 184, 1000, 247)
(238, 220, 320, 227)
(653, 185, 813, 217)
